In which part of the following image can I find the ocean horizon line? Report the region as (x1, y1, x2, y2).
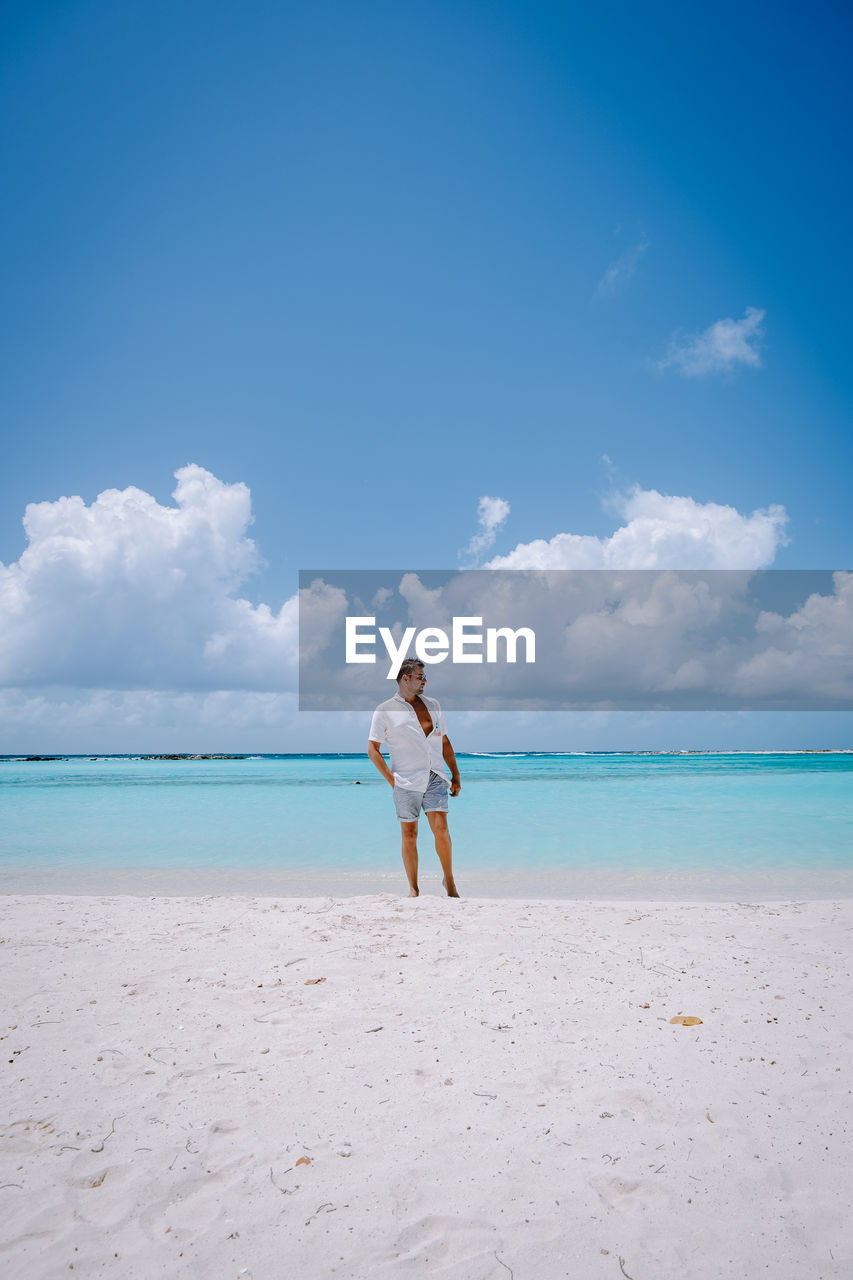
(2, 748, 852, 761)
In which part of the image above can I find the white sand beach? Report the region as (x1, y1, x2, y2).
(2, 893, 851, 1279)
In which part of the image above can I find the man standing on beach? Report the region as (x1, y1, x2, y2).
(367, 658, 461, 898)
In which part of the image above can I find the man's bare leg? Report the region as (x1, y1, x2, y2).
(426, 811, 459, 897)
(400, 820, 419, 897)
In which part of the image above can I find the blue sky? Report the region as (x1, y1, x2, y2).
(1, 0, 851, 750)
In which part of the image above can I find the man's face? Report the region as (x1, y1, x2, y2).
(399, 667, 426, 697)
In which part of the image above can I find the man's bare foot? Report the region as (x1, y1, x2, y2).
(408, 887, 419, 897)
(442, 877, 460, 898)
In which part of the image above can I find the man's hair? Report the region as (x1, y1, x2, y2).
(396, 658, 424, 683)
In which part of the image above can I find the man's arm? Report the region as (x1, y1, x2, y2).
(367, 739, 395, 787)
(443, 735, 461, 796)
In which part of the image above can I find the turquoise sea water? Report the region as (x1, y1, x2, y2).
(1, 752, 851, 898)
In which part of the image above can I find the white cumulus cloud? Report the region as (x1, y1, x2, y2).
(0, 468, 806, 742)
(460, 495, 511, 566)
(732, 571, 853, 700)
(0, 465, 300, 690)
(485, 486, 789, 571)
(660, 306, 765, 377)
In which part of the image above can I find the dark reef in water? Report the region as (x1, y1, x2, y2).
(140, 754, 247, 760)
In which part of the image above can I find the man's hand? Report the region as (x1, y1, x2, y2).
(368, 740, 395, 789)
(443, 735, 461, 798)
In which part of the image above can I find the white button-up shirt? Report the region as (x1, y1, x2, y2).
(368, 693, 450, 791)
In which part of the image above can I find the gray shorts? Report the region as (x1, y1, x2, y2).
(393, 771, 449, 822)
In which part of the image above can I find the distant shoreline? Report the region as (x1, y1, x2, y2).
(2, 748, 851, 762)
